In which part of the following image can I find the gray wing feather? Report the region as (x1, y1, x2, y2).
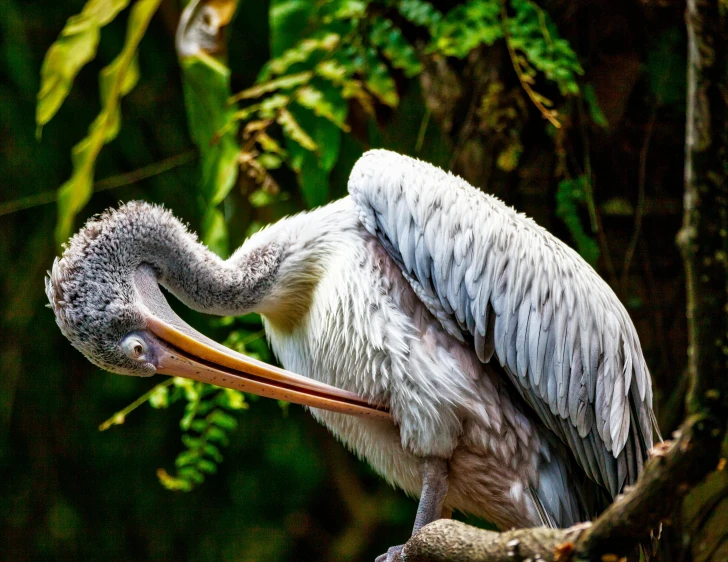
(349, 150, 654, 497)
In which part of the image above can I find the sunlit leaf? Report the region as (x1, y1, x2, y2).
(54, 0, 162, 246)
(149, 385, 169, 409)
(99, 54, 140, 140)
(363, 49, 399, 107)
(432, 0, 502, 58)
(277, 108, 318, 151)
(180, 53, 240, 207)
(295, 85, 350, 130)
(398, 0, 442, 32)
(369, 19, 422, 77)
(36, 0, 130, 135)
(269, 0, 315, 57)
(321, 0, 366, 22)
(261, 33, 340, 79)
(232, 71, 312, 101)
(507, 0, 583, 96)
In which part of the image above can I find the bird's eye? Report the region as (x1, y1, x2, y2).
(121, 335, 149, 361)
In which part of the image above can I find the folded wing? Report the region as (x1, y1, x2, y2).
(349, 149, 653, 497)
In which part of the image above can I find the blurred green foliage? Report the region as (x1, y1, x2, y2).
(1, 0, 700, 560)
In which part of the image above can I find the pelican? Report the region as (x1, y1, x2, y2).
(47, 150, 654, 560)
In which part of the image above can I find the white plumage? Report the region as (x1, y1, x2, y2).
(251, 150, 653, 528)
(48, 149, 655, 553)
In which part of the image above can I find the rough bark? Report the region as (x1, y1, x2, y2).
(678, 0, 728, 422)
(397, 0, 728, 559)
(402, 415, 721, 562)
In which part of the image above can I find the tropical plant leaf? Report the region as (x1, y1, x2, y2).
(362, 48, 399, 107)
(54, 0, 161, 246)
(507, 0, 582, 96)
(269, 0, 316, 57)
(277, 108, 318, 151)
(36, 0, 130, 136)
(369, 19, 422, 77)
(180, 53, 240, 208)
(431, 0, 502, 58)
(156, 368, 249, 491)
(556, 176, 600, 266)
(295, 85, 350, 130)
(285, 103, 343, 209)
(261, 34, 341, 80)
(232, 71, 313, 101)
(397, 0, 442, 32)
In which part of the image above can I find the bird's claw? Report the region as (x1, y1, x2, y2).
(375, 544, 404, 562)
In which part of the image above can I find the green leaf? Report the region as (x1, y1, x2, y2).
(362, 48, 399, 107)
(285, 90, 346, 208)
(197, 459, 218, 474)
(178, 466, 205, 484)
(432, 0, 502, 58)
(507, 0, 583, 96)
(175, 451, 201, 468)
(583, 84, 608, 129)
(269, 0, 315, 57)
(181, 434, 202, 449)
(556, 176, 600, 266)
(36, 0, 130, 135)
(180, 53, 240, 206)
(232, 71, 312, 101)
(54, 0, 162, 246)
(157, 469, 194, 491)
(99, 54, 140, 140)
(202, 207, 229, 258)
(295, 85, 349, 130)
(277, 109, 318, 151)
(221, 389, 248, 410)
(209, 410, 238, 430)
(206, 426, 230, 446)
(203, 443, 224, 463)
(321, 0, 367, 22)
(261, 33, 340, 80)
(249, 189, 276, 207)
(369, 19, 422, 77)
(149, 385, 169, 409)
(397, 0, 442, 32)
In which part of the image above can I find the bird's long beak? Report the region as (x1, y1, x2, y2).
(134, 267, 390, 420)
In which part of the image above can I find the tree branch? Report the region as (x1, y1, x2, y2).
(402, 414, 723, 562)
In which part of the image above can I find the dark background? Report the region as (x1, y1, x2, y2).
(0, 0, 718, 561)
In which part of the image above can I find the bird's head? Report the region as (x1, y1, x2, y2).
(46, 203, 160, 376)
(46, 201, 389, 419)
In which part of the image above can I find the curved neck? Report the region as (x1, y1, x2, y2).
(126, 206, 282, 317)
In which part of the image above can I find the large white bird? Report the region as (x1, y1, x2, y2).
(47, 150, 654, 560)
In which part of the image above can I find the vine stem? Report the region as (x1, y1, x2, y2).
(99, 378, 176, 431)
(501, 3, 561, 129)
(0, 150, 197, 217)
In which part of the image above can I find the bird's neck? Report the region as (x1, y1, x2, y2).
(140, 199, 352, 324)
(237, 199, 357, 332)
(132, 209, 283, 317)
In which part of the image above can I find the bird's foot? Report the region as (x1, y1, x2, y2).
(375, 544, 403, 562)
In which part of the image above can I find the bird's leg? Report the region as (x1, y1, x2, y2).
(413, 457, 449, 531)
(376, 457, 449, 562)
